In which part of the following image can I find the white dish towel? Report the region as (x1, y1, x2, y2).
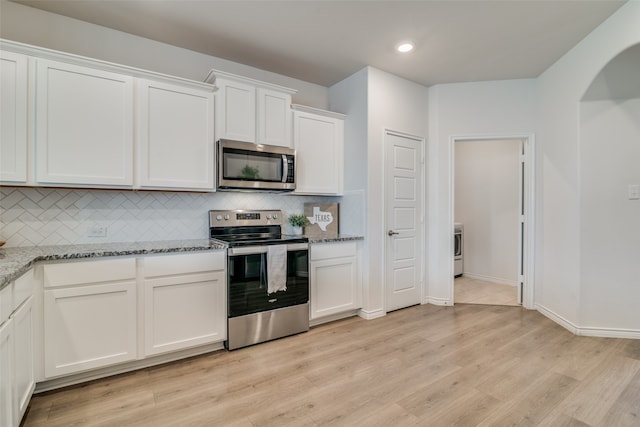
(267, 245, 287, 294)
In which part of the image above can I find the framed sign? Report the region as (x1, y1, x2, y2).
(304, 203, 339, 235)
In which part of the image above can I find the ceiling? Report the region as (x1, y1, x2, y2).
(11, 0, 627, 87)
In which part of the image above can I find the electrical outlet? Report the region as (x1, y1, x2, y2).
(87, 225, 107, 237)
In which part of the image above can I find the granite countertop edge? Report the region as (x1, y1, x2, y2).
(0, 239, 228, 291)
(0, 235, 364, 290)
(306, 234, 364, 243)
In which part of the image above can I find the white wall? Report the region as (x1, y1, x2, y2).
(427, 79, 536, 304)
(368, 68, 428, 315)
(328, 68, 369, 308)
(455, 139, 521, 285)
(536, 0, 640, 333)
(329, 67, 428, 317)
(579, 98, 640, 331)
(0, 0, 328, 108)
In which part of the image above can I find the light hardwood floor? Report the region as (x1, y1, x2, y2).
(23, 304, 640, 426)
(455, 276, 520, 306)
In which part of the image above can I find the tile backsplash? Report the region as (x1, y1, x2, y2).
(0, 187, 364, 247)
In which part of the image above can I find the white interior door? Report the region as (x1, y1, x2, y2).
(385, 131, 423, 312)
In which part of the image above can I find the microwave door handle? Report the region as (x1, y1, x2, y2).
(281, 155, 288, 183)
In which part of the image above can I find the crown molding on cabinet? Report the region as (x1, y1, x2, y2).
(0, 38, 215, 92)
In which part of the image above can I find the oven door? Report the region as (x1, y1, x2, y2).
(227, 243, 308, 318)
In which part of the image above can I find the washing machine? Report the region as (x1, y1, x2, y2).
(454, 223, 463, 277)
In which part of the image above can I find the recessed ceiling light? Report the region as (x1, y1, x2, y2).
(397, 42, 414, 53)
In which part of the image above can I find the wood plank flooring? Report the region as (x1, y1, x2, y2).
(455, 276, 520, 306)
(22, 304, 640, 426)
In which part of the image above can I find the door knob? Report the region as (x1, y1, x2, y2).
(388, 230, 399, 236)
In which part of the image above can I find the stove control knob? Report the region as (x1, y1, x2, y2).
(224, 214, 230, 220)
(273, 214, 278, 220)
(266, 214, 272, 219)
(216, 215, 222, 221)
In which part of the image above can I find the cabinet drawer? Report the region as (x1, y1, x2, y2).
(43, 258, 136, 288)
(311, 242, 357, 261)
(14, 269, 33, 309)
(142, 251, 225, 278)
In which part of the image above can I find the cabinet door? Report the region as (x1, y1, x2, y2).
(257, 88, 291, 147)
(35, 59, 134, 187)
(44, 281, 137, 377)
(144, 271, 226, 356)
(215, 79, 256, 143)
(13, 297, 34, 423)
(137, 79, 215, 190)
(0, 319, 14, 427)
(310, 256, 360, 320)
(0, 51, 28, 183)
(293, 111, 344, 195)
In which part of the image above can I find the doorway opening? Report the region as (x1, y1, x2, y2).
(451, 135, 535, 308)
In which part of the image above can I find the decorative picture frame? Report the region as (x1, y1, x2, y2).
(304, 203, 339, 235)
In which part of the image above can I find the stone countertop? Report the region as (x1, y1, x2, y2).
(0, 239, 227, 291)
(0, 236, 364, 291)
(305, 234, 364, 244)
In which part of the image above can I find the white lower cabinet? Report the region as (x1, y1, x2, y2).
(43, 258, 137, 378)
(142, 251, 226, 356)
(0, 316, 14, 427)
(0, 269, 35, 427)
(19, 250, 227, 399)
(310, 242, 361, 320)
(13, 296, 34, 422)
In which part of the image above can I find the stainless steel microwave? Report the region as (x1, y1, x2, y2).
(217, 139, 296, 191)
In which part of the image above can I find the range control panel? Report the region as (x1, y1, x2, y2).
(209, 210, 284, 227)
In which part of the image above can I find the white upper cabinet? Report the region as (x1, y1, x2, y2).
(213, 71, 296, 148)
(35, 59, 134, 187)
(292, 105, 345, 195)
(215, 78, 256, 143)
(0, 50, 28, 184)
(137, 79, 215, 191)
(257, 88, 292, 147)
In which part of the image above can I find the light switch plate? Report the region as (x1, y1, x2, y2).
(628, 184, 640, 200)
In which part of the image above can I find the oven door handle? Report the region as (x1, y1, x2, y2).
(228, 246, 268, 256)
(228, 243, 308, 256)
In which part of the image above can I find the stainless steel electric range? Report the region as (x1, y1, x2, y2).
(209, 210, 309, 350)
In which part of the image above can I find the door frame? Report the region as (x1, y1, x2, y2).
(449, 133, 535, 309)
(383, 128, 426, 312)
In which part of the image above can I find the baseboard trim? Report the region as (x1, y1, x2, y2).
(358, 308, 385, 320)
(536, 304, 640, 339)
(310, 310, 359, 327)
(425, 296, 453, 306)
(535, 304, 578, 334)
(576, 326, 640, 339)
(35, 342, 224, 393)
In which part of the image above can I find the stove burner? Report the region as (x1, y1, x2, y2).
(209, 210, 308, 247)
